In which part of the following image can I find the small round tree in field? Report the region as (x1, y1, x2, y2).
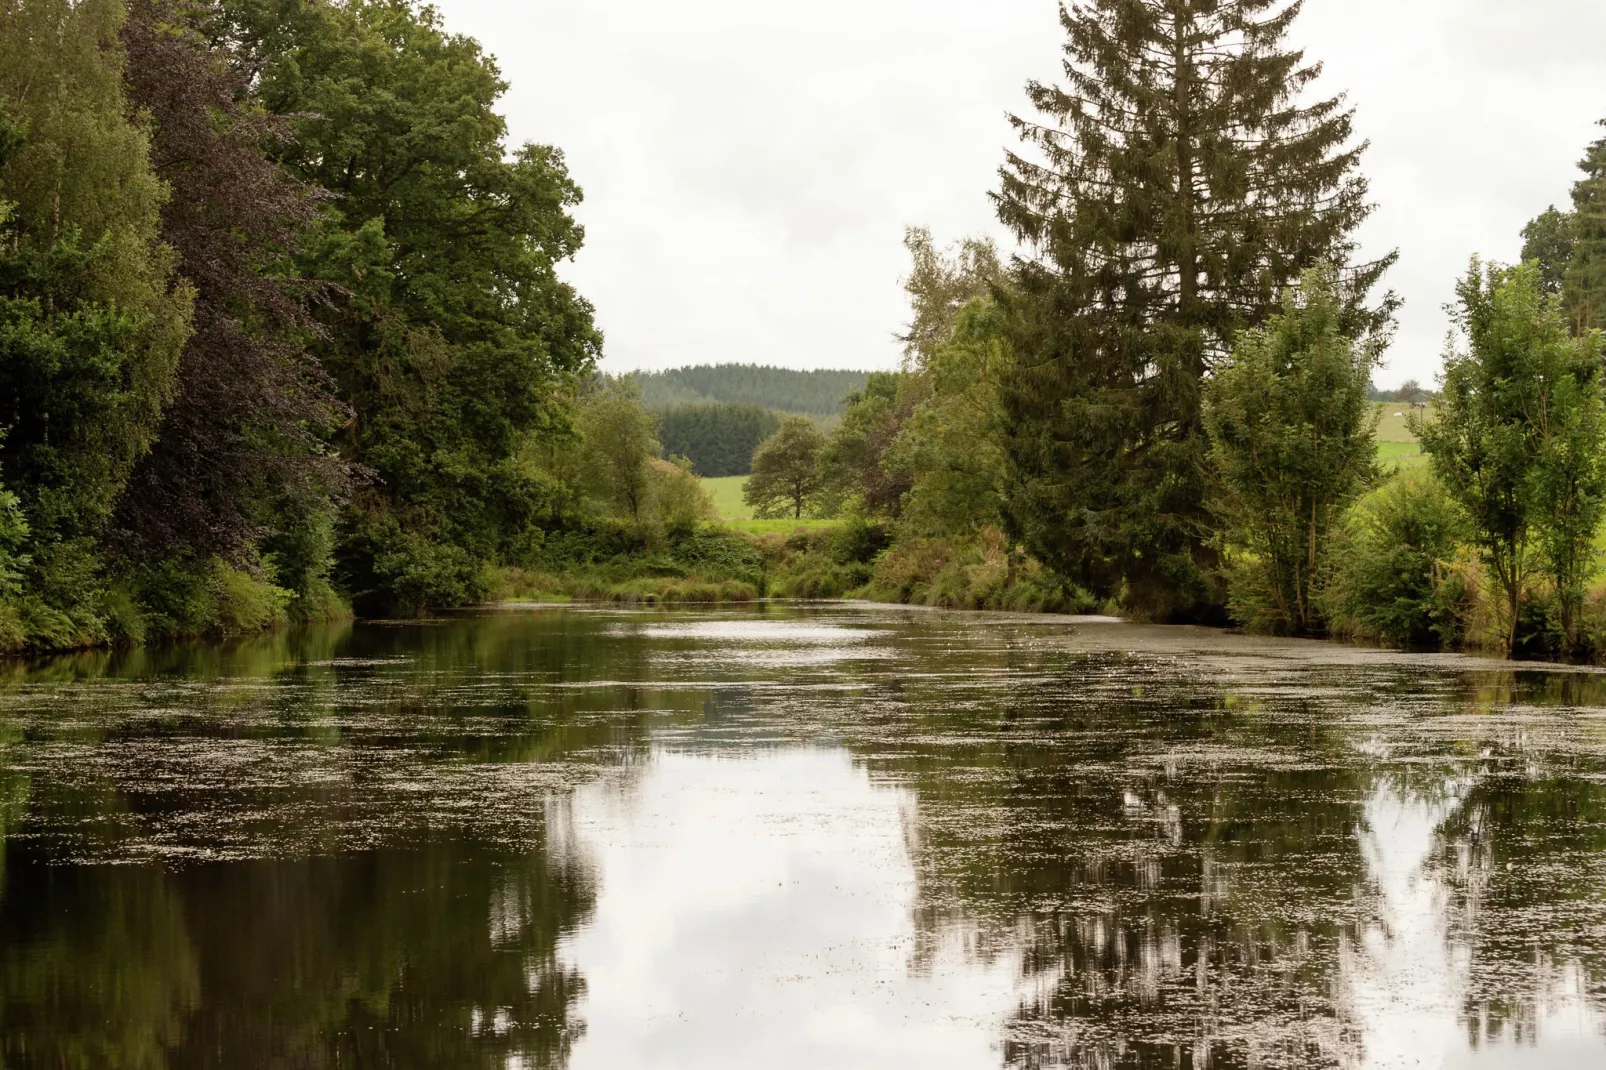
(744, 417, 827, 520)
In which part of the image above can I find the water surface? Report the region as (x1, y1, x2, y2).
(4, 605, 1606, 1068)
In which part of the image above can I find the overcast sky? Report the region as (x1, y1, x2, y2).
(434, 0, 1606, 387)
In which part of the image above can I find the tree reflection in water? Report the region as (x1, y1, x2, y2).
(0, 836, 593, 1069)
(2, 610, 1606, 1067)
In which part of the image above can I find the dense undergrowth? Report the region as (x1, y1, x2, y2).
(487, 517, 1095, 617)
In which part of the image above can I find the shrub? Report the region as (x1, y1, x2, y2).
(118, 557, 292, 640)
(210, 564, 293, 635)
(830, 515, 892, 565)
(862, 527, 1092, 613)
(338, 516, 489, 616)
(265, 498, 349, 621)
(1320, 472, 1469, 649)
(769, 560, 870, 600)
(650, 457, 716, 535)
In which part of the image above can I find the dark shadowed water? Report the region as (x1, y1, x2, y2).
(4, 605, 1606, 1068)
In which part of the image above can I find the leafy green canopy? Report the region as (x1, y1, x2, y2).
(218, 0, 601, 613)
(574, 379, 660, 522)
(1204, 269, 1379, 636)
(746, 417, 830, 520)
(890, 298, 1012, 538)
(820, 373, 915, 518)
(114, 0, 348, 586)
(897, 227, 1000, 370)
(995, 0, 1394, 621)
(0, 0, 192, 638)
(1417, 260, 1606, 654)
(1522, 206, 1576, 298)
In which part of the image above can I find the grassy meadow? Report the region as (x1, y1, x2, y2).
(1374, 401, 1429, 471)
(701, 474, 841, 535)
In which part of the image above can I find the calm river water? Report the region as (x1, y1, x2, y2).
(4, 605, 1606, 1068)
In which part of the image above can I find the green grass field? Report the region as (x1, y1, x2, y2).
(1374, 401, 1430, 470)
(703, 475, 751, 520)
(701, 475, 841, 535)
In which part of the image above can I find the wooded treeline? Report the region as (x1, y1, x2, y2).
(634, 366, 864, 479)
(630, 365, 866, 416)
(656, 404, 781, 478)
(0, 0, 612, 648)
(728, 0, 1606, 660)
(10, 0, 1606, 663)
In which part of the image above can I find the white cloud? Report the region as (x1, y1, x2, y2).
(434, 0, 1606, 386)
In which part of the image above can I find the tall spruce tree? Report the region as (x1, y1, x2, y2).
(994, 0, 1393, 620)
(1564, 125, 1606, 335)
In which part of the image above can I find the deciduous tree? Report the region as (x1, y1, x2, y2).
(897, 227, 1001, 371)
(1523, 206, 1576, 297)
(576, 379, 660, 522)
(218, 0, 601, 611)
(0, 0, 192, 634)
(1417, 260, 1606, 653)
(818, 374, 914, 518)
(746, 417, 828, 521)
(115, 0, 349, 599)
(891, 298, 1012, 537)
(1204, 269, 1379, 635)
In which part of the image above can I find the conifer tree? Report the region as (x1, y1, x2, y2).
(1564, 127, 1606, 334)
(994, 0, 1394, 620)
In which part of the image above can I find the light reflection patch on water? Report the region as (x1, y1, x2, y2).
(558, 748, 1024, 1070)
(616, 620, 882, 645)
(1344, 777, 1606, 1068)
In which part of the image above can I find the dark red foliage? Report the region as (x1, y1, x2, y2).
(114, 0, 349, 563)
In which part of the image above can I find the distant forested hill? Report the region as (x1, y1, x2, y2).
(630, 365, 870, 416)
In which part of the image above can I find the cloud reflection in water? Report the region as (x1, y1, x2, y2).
(559, 748, 1025, 1070)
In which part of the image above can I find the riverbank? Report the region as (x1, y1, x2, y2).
(494, 520, 1096, 616)
(13, 506, 1605, 671)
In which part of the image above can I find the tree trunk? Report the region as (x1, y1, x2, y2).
(1504, 545, 1521, 654)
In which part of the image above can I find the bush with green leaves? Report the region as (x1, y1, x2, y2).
(337, 516, 490, 617)
(1204, 269, 1380, 636)
(649, 458, 715, 536)
(1320, 472, 1468, 649)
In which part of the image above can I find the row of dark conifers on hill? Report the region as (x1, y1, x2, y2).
(630, 367, 866, 479)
